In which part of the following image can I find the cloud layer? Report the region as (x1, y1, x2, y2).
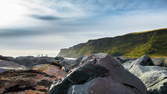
(0, 0, 167, 56)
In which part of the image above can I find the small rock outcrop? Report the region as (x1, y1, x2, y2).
(130, 55, 154, 66)
(49, 55, 147, 94)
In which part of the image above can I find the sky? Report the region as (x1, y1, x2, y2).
(0, 0, 167, 57)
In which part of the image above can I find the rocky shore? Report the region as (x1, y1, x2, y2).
(0, 54, 167, 94)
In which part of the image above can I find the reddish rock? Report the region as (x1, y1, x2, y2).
(0, 64, 66, 94)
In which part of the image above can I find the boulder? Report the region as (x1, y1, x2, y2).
(128, 55, 167, 94)
(130, 55, 154, 66)
(49, 55, 147, 94)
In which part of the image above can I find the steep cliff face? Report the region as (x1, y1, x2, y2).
(58, 28, 167, 58)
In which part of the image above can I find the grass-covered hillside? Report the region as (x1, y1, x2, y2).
(58, 28, 167, 58)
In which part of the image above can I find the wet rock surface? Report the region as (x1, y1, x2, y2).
(125, 55, 167, 94)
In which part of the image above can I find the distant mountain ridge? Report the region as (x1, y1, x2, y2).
(58, 28, 167, 58)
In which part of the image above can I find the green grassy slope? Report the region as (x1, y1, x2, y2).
(58, 28, 167, 58)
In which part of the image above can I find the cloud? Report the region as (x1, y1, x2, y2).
(0, 29, 45, 37)
(24, 0, 167, 19)
(30, 15, 60, 20)
(0, 0, 167, 56)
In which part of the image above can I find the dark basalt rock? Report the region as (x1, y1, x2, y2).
(49, 55, 147, 94)
(135, 55, 154, 66)
(49, 62, 109, 94)
(129, 55, 154, 70)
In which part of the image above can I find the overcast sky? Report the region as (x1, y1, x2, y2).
(0, 0, 167, 56)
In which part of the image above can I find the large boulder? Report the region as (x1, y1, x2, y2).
(128, 55, 167, 94)
(49, 55, 147, 94)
